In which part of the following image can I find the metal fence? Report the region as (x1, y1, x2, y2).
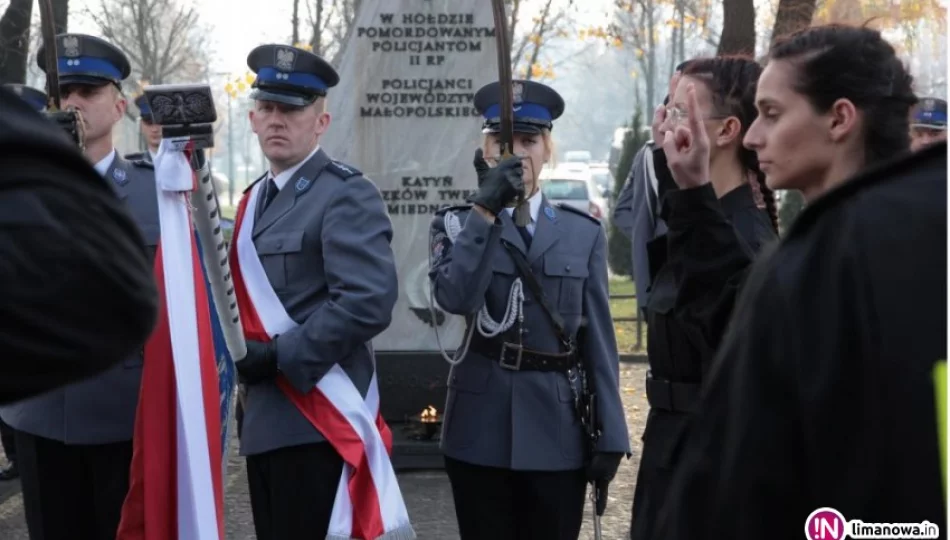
(610, 291, 643, 350)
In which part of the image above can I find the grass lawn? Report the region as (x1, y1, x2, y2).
(220, 205, 236, 221)
(609, 278, 647, 352)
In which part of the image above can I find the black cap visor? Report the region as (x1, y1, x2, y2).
(59, 74, 116, 87)
(911, 122, 947, 131)
(481, 118, 552, 135)
(251, 81, 322, 108)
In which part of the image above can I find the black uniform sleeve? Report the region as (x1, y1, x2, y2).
(655, 176, 756, 367)
(653, 248, 808, 540)
(0, 91, 158, 404)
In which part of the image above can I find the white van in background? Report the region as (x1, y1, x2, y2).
(563, 150, 592, 164)
(539, 165, 609, 223)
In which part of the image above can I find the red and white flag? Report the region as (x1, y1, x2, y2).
(229, 180, 415, 540)
(117, 141, 225, 540)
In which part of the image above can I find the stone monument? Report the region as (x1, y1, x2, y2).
(322, 0, 498, 363)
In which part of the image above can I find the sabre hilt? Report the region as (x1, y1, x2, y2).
(498, 146, 532, 226)
(46, 108, 85, 150)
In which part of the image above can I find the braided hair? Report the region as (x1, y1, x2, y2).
(769, 24, 917, 163)
(681, 57, 779, 233)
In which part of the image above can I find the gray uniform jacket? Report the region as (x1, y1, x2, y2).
(0, 155, 159, 444)
(429, 198, 631, 471)
(237, 148, 398, 456)
(612, 142, 667, 315)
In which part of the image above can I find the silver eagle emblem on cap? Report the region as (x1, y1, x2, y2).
(62, 35, 80, 58)
(275, 48, 295, 71)
(512, 81, 524, 105)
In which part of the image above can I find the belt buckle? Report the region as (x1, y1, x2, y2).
(499, 342, 523, 371)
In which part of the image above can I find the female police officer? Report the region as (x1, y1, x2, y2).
(428, 80, 630, 539)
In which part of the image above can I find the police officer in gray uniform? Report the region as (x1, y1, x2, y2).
(909, 97, 947, 152)
(3, 83, 49, 112)
(229, 44, 399, 540)
(0, 34, 159, 540)
(429, 80, 630, 539)
(123, 93, 161, 163)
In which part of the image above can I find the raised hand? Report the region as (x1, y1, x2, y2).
(468, 148, 524, 216)
(660, 84, 711, 190)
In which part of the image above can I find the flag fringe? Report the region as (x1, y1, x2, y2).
(325, 524, 417, 540)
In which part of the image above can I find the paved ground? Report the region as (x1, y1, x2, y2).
(0, 363, 647, 539)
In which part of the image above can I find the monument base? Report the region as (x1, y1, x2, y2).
(377, 351, 451, 471)
(390, 422, 444, 471)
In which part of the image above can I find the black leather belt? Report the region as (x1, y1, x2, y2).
(469, 338, 574, 372)
(645, 371, 700, 413)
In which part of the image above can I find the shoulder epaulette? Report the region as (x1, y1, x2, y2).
(129, 158, 153, 170)
(326, 160, 361, 179)
(243, 173, 267, 194)
(435, 203, 473, 215)
(556, 203, 600, 225)
(124, 152, 145, 161)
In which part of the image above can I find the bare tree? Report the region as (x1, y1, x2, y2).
(0, 0, 67, 84)
(717, 0, 756, 54)
(612, 0, 659, 108)
(771, 0, 817, 45)
(509, 0, 578, 80)
(681, 0, 721, 51)
(304, 0, 360, 61)
(87, 0, 212, 106)
(292, 0, 300, 45)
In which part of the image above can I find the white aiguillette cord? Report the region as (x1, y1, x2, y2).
(429, 209, 525, 370)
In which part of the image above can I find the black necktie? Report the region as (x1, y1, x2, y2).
(260, 178, 278, 214)
(516, 224, 532, 249)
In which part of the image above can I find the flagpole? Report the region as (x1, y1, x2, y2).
(188, 148, 245, 494)
(191, 150, 248, 363)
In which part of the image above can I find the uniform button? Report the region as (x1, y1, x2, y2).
(565, 265, 571, 273)
(474, 236, 484, 244)
(276, 241, 283, 249)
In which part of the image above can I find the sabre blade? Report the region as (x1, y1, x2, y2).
(38, 0, 61, 110)
(490, 0, 514, 157)
(490, 0, 529, 223)
(591, 486, 603, 540)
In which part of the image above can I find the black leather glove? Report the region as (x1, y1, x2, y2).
(235, 340, 279, 384)
(587, 452, 624, 516)
(45, 109, 84, 147)
(468, 147, 523, 215)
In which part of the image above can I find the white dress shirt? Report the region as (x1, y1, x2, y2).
(93, 148, 117, 177)
(268, 145, 322, 191)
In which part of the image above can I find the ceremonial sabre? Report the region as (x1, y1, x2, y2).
(37, 0, 60, 108)
(490, 0, 530, 227)
(592, 489, 603, 540)
(38, 0, 84, 147)
(144, 83, 243, 459)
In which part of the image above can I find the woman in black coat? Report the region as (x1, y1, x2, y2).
(629, 56, 779, 540)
